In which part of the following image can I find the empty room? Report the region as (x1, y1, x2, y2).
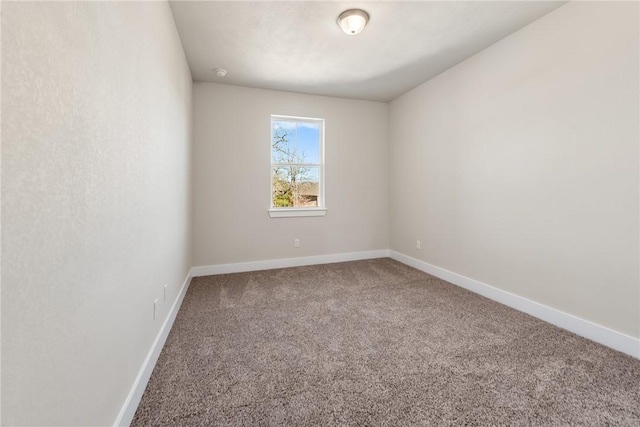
(2, 0, 639, 425)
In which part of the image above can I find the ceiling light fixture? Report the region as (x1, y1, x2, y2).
(215, 68, 227, 78)
(337, 9, 369, 35)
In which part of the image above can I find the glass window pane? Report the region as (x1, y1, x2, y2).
(272, 166, 319, 208)
(272, 121, 296, 163)
(272, 167, 293, 207)
(297, 123, 320, 164)
(296, 166, 319, 207)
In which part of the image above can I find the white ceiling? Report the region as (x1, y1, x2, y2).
(169, 1, 566, 102)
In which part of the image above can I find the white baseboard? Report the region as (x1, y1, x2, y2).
(389, 250, 640, 359)
(113, 270, 193, 427)
(191, 249, 390, 277)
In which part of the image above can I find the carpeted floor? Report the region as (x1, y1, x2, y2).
(132, 258, 640, 426)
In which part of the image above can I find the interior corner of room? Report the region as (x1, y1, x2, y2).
(1, 0, 639, 426)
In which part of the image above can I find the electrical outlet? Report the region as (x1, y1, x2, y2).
(294, 238, 300, 248)
(416, 240, 421, 250)
(163, 284, 168, 302)
(154, 299, 158, 320)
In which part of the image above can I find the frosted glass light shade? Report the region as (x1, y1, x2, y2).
(337, 9, 369, 35)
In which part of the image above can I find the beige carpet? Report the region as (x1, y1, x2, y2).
(132, 258, 640, 426)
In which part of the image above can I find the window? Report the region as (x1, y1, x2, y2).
(269, 115, 326, 217)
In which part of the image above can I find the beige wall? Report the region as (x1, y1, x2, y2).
(390, 1, 639, 338)
(2, 2, 192, 425)
(193, 83, 389, 266)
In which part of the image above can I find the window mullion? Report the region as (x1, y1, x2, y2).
(272, 163, 321, 168)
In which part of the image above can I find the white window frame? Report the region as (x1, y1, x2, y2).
(269, 114, 326, 218)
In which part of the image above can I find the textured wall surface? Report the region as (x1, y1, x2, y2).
(192, 83, 389, 266)
(2, 2, 192, 425)
(390, 2, 639, 338)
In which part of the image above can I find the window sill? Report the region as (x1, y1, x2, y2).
(268, 208, 327, 218)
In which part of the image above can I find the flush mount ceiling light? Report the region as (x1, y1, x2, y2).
(337, 9, 369, 35)
(214, 68, 227, 77)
